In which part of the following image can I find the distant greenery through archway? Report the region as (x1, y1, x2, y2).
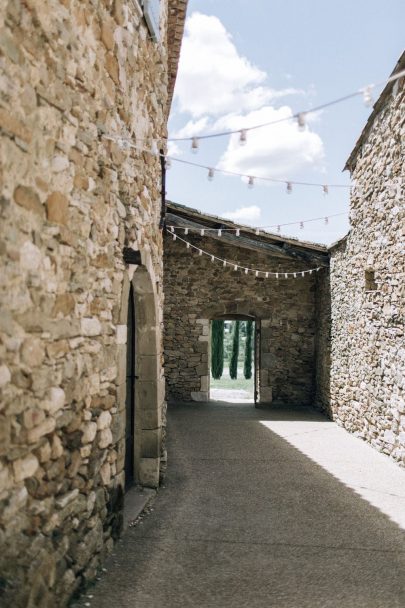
(210, 319, 255, 401)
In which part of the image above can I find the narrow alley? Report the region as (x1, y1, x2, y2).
(74, 402, 405, 608)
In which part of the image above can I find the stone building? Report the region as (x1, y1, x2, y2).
(0, 1, 187, 606)
(164, 202, 330, 405)
(322, 53, 405, 464)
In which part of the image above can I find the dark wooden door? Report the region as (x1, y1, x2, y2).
(254, 319, 260, 405)
(125, 285, 136, 490)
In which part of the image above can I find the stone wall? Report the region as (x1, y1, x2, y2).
(164, 233, 319, 405)
(328, 75, 405, 465)
(0, 1, 182, 605)
(314, 271, 331, 414)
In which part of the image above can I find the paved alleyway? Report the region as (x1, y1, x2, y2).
(75, 402, 405, 608)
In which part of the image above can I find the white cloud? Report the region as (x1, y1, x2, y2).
(217, 106, 325, 180)
(222, 205, 261, 224)
(174, 13, 301, 119)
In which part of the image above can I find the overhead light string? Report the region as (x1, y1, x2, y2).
(166, 228, 323, 278)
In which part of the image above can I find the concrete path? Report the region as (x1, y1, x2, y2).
(74, 402, 405, 608)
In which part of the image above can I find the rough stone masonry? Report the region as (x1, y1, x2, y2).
(0, 1, 187, 606)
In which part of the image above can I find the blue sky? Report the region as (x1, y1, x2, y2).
(167, 0, 404, 245)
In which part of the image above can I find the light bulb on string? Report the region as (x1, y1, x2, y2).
(184, 227, 189, 235)
(301, 271, 305, 277)
(324, 217, 329, 225)
(223, 260, 226, 267)
(236, 229, 240, 236)
(286, 182, 292, 194)
(265, 272, 269, 278)
(172, 234, 177, 240)
(323, 185, 329, 195)
(198, 249, 203, 256)
(300, 221, 304, 229)
(239, 129, 247, 145)
(276, 273, 279, 279)
(255, 271, 259, 277)
(211, 255, 215, 262)
(200, 229, 205, 236)
(362, 85, 374, 107)
(255, 228, 260, 235)
(245, 268, 249, 274)
(169, 226, 175, 233)
(277, 225, 281, 233)
(234, 264, 238, 271)
(294, 273, 297, 278)
(297, 112, 306, 131)
(218, 229, 222, 237)
(248, 176, 254, 188)
(284, 273, 288, 279)
(191, 137, 199, 153)
(207, 168, 215, 181)
(186, 242, 190, 249)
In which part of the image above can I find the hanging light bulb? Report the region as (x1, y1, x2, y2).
(362, 85, 374, 107)
(239, 129, 247, 145)
(200, 229, 205, 236)
(169, 226, 175, 233)
(324, 217, 329, 225)
(286, 182, 292, 194)
(309, 270, 313, 275)
(207, 167, 215, 181)
(236, 229, 240, 236)
(223, 260, 227, 267)
(297, 112, 306, 131)
(265, 272, 269, 278)
(165, 157, 172, 169)
(186, 242, 190, 249)
(184, 227, 189, 235)
(301, 271, 305, 277)
(234, 264, 238, 271)
(255, 228, 260, 235)
(300, 221, 304, 229)
(255, 270, 259, 277)
(248, 176, 254, 188)
(211, 255, 215, 262)
(323, 185, 329, 195)
(218, 229, 222, 237)
(198, 249, 203, 256)
(277, 225, 281, 233)
(276, 273, 279, 279)
(293, 273, 297, 278)
(284, 273, 288, 278)
(191, 137, 199, 153)
(245, 268, 249, 274)
(172, 234, 177, 240)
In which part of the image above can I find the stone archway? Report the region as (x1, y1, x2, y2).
(118, 256, 162, 488)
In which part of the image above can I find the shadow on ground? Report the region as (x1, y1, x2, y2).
(72, 402, 405, 608)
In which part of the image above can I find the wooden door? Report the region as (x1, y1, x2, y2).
(125, 285, 136, 490)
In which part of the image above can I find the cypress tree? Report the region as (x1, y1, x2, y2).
(211, 320, 224, 379)
(244, 320, 253, 379)
(229, 320, 240, 379)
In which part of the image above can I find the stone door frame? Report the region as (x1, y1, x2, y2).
(118, 251, 163, 488)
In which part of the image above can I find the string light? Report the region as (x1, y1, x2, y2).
(200, 229, 205, 236)
(208, 168, 215, 181)
(239, 129, 247, 145)
(324, 217, 329, 225)
(300, 221, 304, 229)
(167, 211, 347, 236)
(297, 112, 306, 131)
(167, 229, 323, 278)
(191, 137, 199, 153)
(103, 135, 352, 192)
(323, 185, 329, 195)
(362, 85, 374, 107)
(167, 70, 405, 143)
